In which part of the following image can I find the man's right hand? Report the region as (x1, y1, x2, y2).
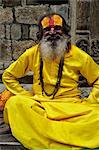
(0, 90, 13, 111)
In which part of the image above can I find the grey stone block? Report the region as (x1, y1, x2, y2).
(21, 24, 29, 39)
(76, 0, 90, 30)
(3, 0, 21, 7)
(90, 5, 99, 39)
(29, 25, 39, 41)
(5, 25, 11, 40)
(0, 0, 2, 6)
(15, 5, 49, 24)
(0, 7, 13, 24)
(0, 40, 12, 61)
(4, 61, 14, 69)
(0, 25, 5, 39)
(50, 4, 70, 25)
(12, 40, 35, 60)
(11, 24, 21, 40)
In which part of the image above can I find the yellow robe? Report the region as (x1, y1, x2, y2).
(2, 44, 99, 149)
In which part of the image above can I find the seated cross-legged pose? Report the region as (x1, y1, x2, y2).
(1, 13, 99, 150)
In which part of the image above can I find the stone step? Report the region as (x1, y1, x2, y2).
(0, 145, 27, 150)
(0, 83, 92, 149)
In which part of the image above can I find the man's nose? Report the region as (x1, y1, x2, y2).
(50, 27, 55, 34)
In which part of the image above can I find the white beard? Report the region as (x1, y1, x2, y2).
(40, 35, 68, 60)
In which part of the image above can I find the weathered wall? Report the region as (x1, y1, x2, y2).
(75, 0, 99, 86)
(76, 0, 99, 64)
(0, 0, 70, 78)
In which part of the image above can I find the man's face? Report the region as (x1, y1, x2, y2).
(40, 15, 68, 60)
(43, 25, 63, 48)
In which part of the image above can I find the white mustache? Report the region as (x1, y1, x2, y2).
(40, 35, 67, 60)
(45, 33, 63, 41)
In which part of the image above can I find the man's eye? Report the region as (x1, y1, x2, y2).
(54, 26, 62, 31)
(44, 32, 49, 36)
(44, 27, 50, 32)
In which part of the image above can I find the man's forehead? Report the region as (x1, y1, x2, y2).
(41, 15, 63, 29)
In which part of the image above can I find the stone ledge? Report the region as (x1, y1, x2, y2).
(26, 0, 69, 5)
(0, 145, 27, 150)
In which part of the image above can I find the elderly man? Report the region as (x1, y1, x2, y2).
(1, 13, 99, 150)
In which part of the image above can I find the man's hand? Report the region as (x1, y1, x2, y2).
(0, 97, 5, 111)
(0, 90, 13, 111)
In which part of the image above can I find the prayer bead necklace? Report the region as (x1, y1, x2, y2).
(39, 57, 64, 99)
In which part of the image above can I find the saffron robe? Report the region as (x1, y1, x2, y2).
(2, 44, 99, 149)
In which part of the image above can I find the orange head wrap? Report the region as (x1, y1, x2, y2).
(41, 15, 63, 29)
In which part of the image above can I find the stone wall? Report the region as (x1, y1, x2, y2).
(0, 0, 99, 85)
(0, 0, 70, 79)
(76, 0, 99, 64)
(75, 0, 99, 86)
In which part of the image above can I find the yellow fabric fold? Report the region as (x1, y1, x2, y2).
(2, 44, 99, 102)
